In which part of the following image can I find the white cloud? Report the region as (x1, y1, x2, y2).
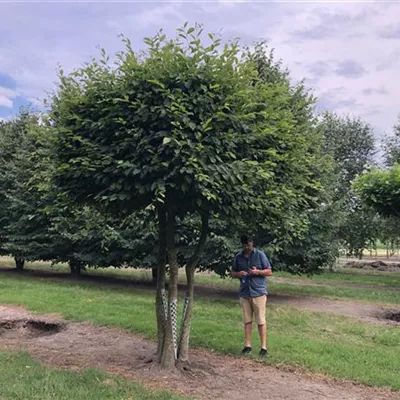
(0, 87, 17, 108)
(0, 1, 399, 137)
(256, 2, 400, 137)
(106, 3, 185, 32)
(0, 96, 12, 108)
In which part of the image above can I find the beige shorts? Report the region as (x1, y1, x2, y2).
(240, 295, 267, 325)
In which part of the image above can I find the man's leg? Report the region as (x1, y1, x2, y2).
(253, 295, 267, 350)
(244, 322, 253, 347)
(258, 323, 267, 350)
(240, 298, 253, 350)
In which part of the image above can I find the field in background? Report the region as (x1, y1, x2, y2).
(1, 257, 399, 305)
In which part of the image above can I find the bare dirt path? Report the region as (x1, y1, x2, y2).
(0, 305, 398, 400)
(1, 267, 399, 325)
(267, 294, 399, 325)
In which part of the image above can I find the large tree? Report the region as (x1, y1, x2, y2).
(241, 44, 340, 273)
(175, 43, 335, 276)
(50, 26, 324, 369)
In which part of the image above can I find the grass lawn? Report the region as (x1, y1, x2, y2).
(275, 269, 400, 287)
(268, 281, 400, 305)
(0, 351, 186, 400)
(0, 273, 399, 390)
(2, 258, 399, 306)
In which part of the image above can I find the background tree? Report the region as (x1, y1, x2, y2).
(354, 164, 400, 218)
(354, 164, 400, 261)
(339, 201, 380, 259)
(0, 110, 143, 276)
(272, 164, 342, 273)
(0, 110, 42, 270)
(318, 112, 377, 258)
(383, 116, 400, 166)
(50, 26, 325, 369)
(320, 112, 376, 199)
(378, 216, 400, 258)
(369, 116, 400, 257)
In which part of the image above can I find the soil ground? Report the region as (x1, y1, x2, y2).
(0, 305, 398, 400)
(341, 259, 400, 272)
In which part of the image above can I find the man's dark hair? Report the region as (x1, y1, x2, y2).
(240, 235, 253, 244)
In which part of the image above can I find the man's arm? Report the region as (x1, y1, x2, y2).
(232, 270, 248, 278)
(253, 268, 272, 277)
(250, 251, 272, 277)
(231, 256, 247, 279)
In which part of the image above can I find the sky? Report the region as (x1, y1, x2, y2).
(1, 0, 400, 142)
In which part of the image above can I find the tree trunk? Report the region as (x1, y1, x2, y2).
(178, 212, 209, 362)
(152, 267, 158, 283)
(178, 264, 195, 362)
(69, 260, 82, 277)
(156, 207, 167, 361)
(15, 257, 25, 271)
(160, 208, 179, 370)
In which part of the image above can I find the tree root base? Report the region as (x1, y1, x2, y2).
(137, 355, 215, 376)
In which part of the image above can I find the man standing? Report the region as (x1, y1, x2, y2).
(231, 235, 272, 357)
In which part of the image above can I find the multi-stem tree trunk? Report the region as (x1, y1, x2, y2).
(156, 208, 210, 368)
(178, 212, 209, 362)
(15, 257, 25, 271)
(160, 208, 179, 369)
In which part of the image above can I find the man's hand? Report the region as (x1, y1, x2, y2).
(249, 266, 259, 276)
(231, 270, 248, 279)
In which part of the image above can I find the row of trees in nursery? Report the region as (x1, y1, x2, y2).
(1, 25, 400, 368)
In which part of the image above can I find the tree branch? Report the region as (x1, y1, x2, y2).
(186, 211, 210, 270)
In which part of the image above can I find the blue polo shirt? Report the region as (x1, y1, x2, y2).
(232, 248, 272, 298)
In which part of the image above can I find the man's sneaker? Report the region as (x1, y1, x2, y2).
(259, 348, 268, 357)
(241, 346, 252, 355)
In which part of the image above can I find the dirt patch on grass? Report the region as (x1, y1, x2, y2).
(0, 319, 64, 339)
(267, 295, 400, 326)
(385, 311, 400, 322)
(344, 260, 400, 272)
(0, 305, 398, 400)
(194, 285, 399, 326)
